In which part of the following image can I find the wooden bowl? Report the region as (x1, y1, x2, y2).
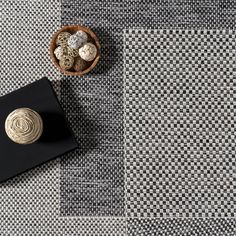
(49, 25, 100, 76)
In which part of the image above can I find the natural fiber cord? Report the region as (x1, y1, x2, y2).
(5, 108, 43, 144)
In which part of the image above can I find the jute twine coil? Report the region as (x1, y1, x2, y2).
(5, 108, 43, 144)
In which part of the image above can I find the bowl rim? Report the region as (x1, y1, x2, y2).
(49, 25, 101, 76)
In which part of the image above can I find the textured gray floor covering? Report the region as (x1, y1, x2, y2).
(60, 0, 236, 218)
(127, 219, 236, 236)
(125, 29, 236, 218)
(0, 0, 126, 235)
(0, 0, 236, 235)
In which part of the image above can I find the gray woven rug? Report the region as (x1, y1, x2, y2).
(1, 0, 236, 235)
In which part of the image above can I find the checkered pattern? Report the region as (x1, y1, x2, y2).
(0, 160, 126, 236)
(124, 29, 236, 218)
(60, 0, 236, 217)
(128, 219, 236, 236)
(1, 0, 236, 235)
(0, 0, 61, 96)
(0, 1, 126, 235)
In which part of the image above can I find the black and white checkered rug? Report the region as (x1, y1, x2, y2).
(0, 0, 236, 235)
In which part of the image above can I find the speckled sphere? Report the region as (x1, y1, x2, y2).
(59, 55, 74, 70)
(56, 32, 71, 46)
(5, 108, 43, 145)
(79, 43, 97, 61)
(67, 31, 88, 49)
(54, 46, 68, 60)
(73, 57, 87, 72)
(75, 30, 88, 43)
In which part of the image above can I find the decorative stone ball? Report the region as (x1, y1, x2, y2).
(5, 108, 43, 145)
(75, 30, 88, 44)
(67, 31, 88, 49)
(79, 43, 97, 61)
(54, 46, 68, 60)
(56, 32, 71, 46)
(73, 57, 87, 72)
(67, 47, 80, 58)
(59, 55, 74, 70)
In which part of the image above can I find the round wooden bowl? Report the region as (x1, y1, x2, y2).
(49, 25, 100, 76)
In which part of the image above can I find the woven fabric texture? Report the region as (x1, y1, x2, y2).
(60, 0, 126, 217)
(124, 29, 236, 218)
(60, 0, 236, 218)
(0, 1, 126, 235)
(1, 0, 236, 235)
(0, 0, 61, 96)
(128, 219, 236, 236)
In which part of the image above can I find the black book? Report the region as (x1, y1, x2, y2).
(0, 77, 78, 182)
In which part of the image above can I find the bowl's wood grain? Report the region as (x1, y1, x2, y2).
(49, 25, 100, 76)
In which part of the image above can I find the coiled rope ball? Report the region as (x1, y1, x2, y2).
(5, 108, 43, 145)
